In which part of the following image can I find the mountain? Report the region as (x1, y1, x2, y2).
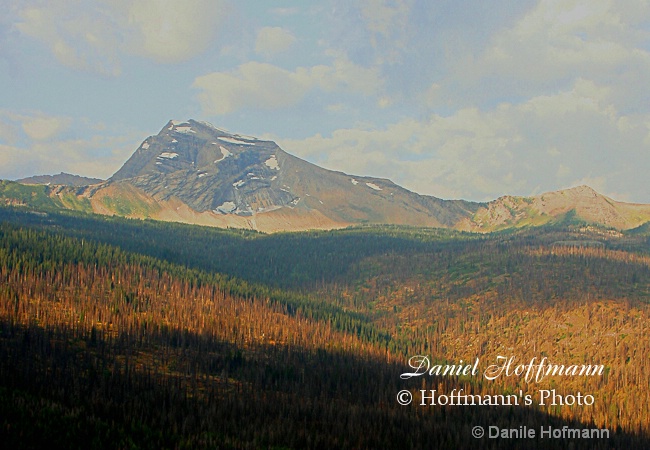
(4, 119, 650, 232)
(457, 185, 650, 232)
(85, 119, 480, 231)
(17, 172, 103, 187)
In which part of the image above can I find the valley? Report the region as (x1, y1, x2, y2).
(1, 205, 649, 448)
(2, 120, 650, 448)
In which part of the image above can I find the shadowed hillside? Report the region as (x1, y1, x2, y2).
(1, 222, 648, 448)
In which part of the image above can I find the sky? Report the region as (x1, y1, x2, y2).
(1, 0, 649, 203)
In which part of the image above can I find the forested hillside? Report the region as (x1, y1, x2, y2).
(1, 204, 650, 448)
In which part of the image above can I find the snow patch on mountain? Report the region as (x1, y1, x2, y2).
(215, 201, 236, 214)
(218, 136, 255, 146)
(265, 155, 280, 170)
(174, 126, 195, 134)
(214, 146, 232, 163)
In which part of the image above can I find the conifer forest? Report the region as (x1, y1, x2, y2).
(1, 206, 650, 449)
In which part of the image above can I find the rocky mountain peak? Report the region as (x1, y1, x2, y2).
(557, 185, 600, 198)
(162, 119, 259, 141)
(108, 119, 292, 216)
(95, 119, 480, 231)
(37, 119, 647, 233)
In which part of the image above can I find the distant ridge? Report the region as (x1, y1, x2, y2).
(4, 120, 650, 233)
(457, 185, 650, 232)
(17, 172, 103, 187)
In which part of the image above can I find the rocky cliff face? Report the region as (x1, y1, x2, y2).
(99, 119, 479, 230)
(111, 120, 297, 215)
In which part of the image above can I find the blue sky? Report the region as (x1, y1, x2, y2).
(1, 0, 649, 202)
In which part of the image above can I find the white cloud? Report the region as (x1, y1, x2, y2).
(358, 0, 413, 62)
(483, 1, 649, 79)
(6, 137, 135, 179)
(1, 111, 73, 141)
(1, 138, 136, 180)
(308, 54, 384, 95)
(0, 111, 141, 180)
(277, 78, 650, 203)
(441, 0, 650, 110)
(193, 58, 383, 115)
(193, 62, 310, 115)
(14, 3, 122, 76)
(124, 0, 228, 63)
(11, 0, 228, 74)
(255, 27, 296, 56)
(22, 116, 73, 141)
(324, 0, 416, 71)
(5, 0, 649, 205)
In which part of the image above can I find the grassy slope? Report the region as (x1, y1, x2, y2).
(0, 180, 62, 210)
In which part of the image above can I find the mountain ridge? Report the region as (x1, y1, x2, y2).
(16, 172, 103, 187)
(4, 119, 650, 233)
(88, 119, 481, 231)
(457, 185, 650, 232)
